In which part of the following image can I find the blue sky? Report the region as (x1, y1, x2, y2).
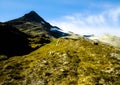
(0, 0, 120, 36)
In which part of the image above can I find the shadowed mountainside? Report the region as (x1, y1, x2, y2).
(0, 23, 32, 57)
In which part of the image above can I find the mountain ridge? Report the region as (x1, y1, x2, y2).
(6, 11, 69, 38)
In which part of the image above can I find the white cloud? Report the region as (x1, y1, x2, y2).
(86, 14, 106, 25)
(109, 7, 120, 22)
(50, 7, 120, 36)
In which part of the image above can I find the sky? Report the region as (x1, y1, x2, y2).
(0, 0, 120, 36)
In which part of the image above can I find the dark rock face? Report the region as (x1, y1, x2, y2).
(0, 23, 32, 56)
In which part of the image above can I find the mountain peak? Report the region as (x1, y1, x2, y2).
(29, 11, 37, 14)
(23, 11, 45, 22)
(25, 11, 39, 17)
(5, 11, 68, 38)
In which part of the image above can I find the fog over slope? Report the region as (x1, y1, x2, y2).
(90, 34, 120, 47)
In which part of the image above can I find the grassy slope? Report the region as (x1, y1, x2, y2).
(0, 37, 120, 85)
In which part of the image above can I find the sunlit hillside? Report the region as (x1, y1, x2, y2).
(0, 36, 120, 85)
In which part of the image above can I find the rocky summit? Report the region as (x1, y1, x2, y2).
(0, 11, 120, 85)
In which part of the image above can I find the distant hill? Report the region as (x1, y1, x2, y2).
(6, 11, 69, 38)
